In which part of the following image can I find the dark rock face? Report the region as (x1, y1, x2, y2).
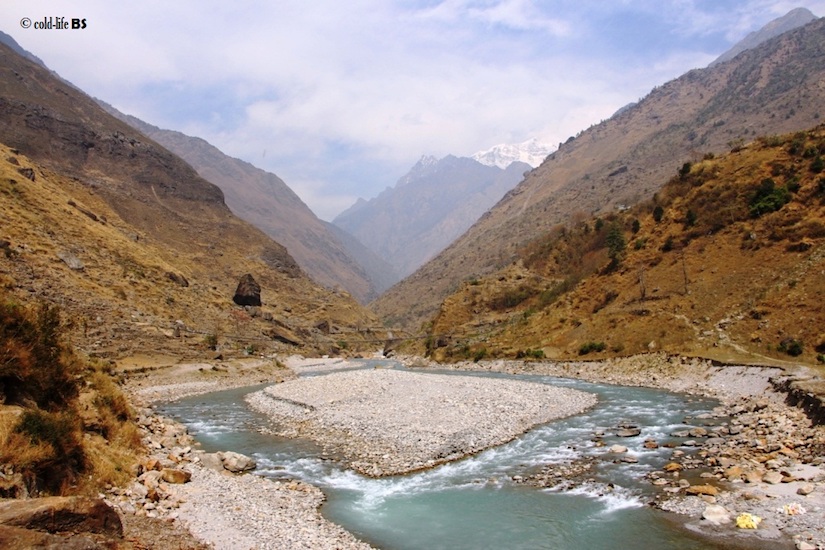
(0, 496, 123, 537)
(233, 274, 262, 307)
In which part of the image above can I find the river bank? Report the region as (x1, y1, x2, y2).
(113, 353, 824, 549)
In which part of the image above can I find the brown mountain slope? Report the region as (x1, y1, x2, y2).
(102, 109, 393, 303)
(0, 42, 377, 357)
(373, 16, 825, 331)
(422, 127, 825, 366)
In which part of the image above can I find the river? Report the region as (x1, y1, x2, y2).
(160, 360, 740, 549)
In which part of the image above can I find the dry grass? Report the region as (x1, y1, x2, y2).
(429, 126, 825, 366)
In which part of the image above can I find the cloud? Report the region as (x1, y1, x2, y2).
(3, 0, 823, 220)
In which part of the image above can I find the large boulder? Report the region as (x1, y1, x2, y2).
(0, 496, 122, 537)
(232, 274, 262, 306)
(218, 451, 257, 473)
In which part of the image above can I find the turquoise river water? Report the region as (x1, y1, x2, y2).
(160, 361, 747, 549)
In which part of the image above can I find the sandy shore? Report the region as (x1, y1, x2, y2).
(246, 368, 597, 476)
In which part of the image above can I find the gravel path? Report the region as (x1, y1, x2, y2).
(246, 368, 597, 476)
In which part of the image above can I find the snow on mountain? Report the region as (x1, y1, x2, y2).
(471, 138, 555, 169)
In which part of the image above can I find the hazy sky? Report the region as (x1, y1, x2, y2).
(2, 1, 824, 220)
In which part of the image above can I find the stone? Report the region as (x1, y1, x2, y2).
(686, 484, 719, 496)
(763, 471, 783, 485)
(56, 250, 84, 270)
(161, 468, 192, 484)
(608, 445, 628, 453)
(233, 274, 262, 307)
(219, 451, 257, 473)
(615, 428, 641, 437)
(725, 466, 744, 481)
(702, 504, 731, 525)
(688, 427, 708, 437)
(166, 271, 189, 287)
(0, 496, 122, 537)
(797, 484, 815, 496)
(744, 470, 763, 484)
(664, 462, 683, 472)
(643, 440, 659, 449)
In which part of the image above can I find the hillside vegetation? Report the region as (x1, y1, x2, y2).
(373, 17, 825, 331)
(425, 127, 825, 366)
(0, 293, 140, 497)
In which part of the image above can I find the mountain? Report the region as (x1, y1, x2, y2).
(372, 14, 825, 331)
(99, 109, 391, 303)
(333, 155, 530, 280)
(0, 38, 378, 357)
(423, 126, 825, 365)
(711, 7, 817, 66)
(471, 138, 555, 169)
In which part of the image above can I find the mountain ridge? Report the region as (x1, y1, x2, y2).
(334, 155, 530, 280)
(372, 14, 825, 331)
(100, 105, 392, 303)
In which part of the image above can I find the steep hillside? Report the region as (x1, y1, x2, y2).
(334, 155, 530, 279)
(103, 109, 391, 303)
(373, 16, 825, 330)
(0, 41, 378, 358)
(423, 127, 825, 366)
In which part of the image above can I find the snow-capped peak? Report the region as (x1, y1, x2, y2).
(472, 138, 555, 169)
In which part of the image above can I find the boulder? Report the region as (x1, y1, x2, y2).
(763, 471, 783, 484)
(702, 505, 731, 525)
(615, 427, 641, 437)
(0, 525, 106, 549)
(686, 484, 719, 496)
(233, 274, 262, 307)
(608, 445, 628, 453)
(0, 497, 122, 537)
(161, 468, 192, 484)
(219, 451, 257, 473)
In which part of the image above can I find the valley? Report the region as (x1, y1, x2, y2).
(1, 7, 825, 550)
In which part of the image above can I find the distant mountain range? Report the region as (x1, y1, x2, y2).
(333, 155, 531, 281)
(373, 10, 825, 330)
(100, 107, 394, 303)
(471, 138, 555, 169)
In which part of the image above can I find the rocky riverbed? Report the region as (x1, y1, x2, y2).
(246, 368, 597, 476)
(101, 353, 823, 549)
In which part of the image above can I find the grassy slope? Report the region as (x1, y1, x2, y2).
(426, 127, 825, 368)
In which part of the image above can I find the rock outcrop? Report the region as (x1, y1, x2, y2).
(232, 274, 262, 307)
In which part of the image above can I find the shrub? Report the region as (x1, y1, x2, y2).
(473, 348, 488, 362)
(578, 341, 606, 355)
(778, 338, 803, 357)
(749, 178, 790, 218)
(0, 301, 79, 409)
(811, 156, 824, 173)
(652, 206, 664, 223)
(14, 409, 86, 494)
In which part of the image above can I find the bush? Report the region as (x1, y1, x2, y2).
(14, 409, 86, 494)
(778, 338, 803, 357)
(652, 206, 664, 223)
(749, 178, 790, 218)
(578, 341, 606, 355)
(0, 301, 79, 409)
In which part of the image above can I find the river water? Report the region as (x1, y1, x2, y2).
(160, 361, 734, 549)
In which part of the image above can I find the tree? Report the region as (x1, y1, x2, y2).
(653, 205, 664, 223)
(606, 223, 626, 269)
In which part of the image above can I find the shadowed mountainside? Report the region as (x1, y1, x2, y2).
(0, 40, 378, 358)
(101, 109, 394, 303)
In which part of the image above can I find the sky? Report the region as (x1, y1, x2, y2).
(2, 1, 824, 220)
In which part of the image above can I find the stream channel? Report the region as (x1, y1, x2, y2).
(160, 359, 738, 549)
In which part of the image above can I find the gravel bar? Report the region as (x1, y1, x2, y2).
(246, 369, 597, 476)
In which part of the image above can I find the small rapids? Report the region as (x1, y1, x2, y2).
(161, 362, 730, 549)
